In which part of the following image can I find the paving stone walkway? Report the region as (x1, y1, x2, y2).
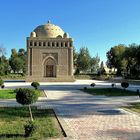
(43, 90, 140, 140)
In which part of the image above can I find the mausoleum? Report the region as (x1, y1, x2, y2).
(26, 21, 74, 82)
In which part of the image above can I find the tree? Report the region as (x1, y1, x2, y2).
(0, 78, 4, 86)
(90, 54, 100, 73)
(0, 55, 9, 75)
(73, 47, 78, 67)
(16, 88, 39, 121)
(124, 44, 138, 75)
(77, 47, 91, 72)
(18, 48, 27, 74)
(98, 61, 106, 75)
(0, 45, 9, 76)
(106, 44, 127, 75)
(9, 48, 26, 73)
(31, 82, 40, 89)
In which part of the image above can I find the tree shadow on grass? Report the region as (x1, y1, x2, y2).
(0, 134, 25, 138)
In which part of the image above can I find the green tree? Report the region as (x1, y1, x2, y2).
(73, 47, 78, 67)
(106, 44, 127, 75)
(124, 44, 138, 76)
(0, 45, 9, 75)
(77, 47, 91, 72)
(90, 54, 100, 73)
(18, 48, 27, 74)
(9, 48, 26, 73)
(16, 88, 39, 121)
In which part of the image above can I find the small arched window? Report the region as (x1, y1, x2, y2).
(65, 42, 67, 47)
(39, 42, 41, 46)
(56, 42, 59, 47)
(61, 42, 63, 47)
(48, 42, 50, 47)
(52, 42, 54, 47)
(30, 42, 32, 46)
(34, 42, 37, 46)
(43, 42, 46, 46)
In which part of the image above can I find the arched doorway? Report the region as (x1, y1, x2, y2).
(44, 57, 56, 77)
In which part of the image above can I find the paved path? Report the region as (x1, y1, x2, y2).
(2, 80, 140, 140)
(43, 90, 140, 140)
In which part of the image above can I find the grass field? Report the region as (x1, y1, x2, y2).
(0, 90, 16, 99)
(82, 88, 138, 96)
(0, 107, 63, 140)
(0, 89, 45, 99)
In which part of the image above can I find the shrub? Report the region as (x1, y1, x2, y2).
(16, 88, 39, 121)
(14, 88, 20, 93)
(90, 83, 95, 87)
(16, 88, 38, 105)
(0, 78, 4, 86)
(111, 83, 115, 88)
(121, 82, 129, 90)
(84, 87, 87, 90)
(24, 121, 36, 137)
(1, 85, 5, 89)
(31, 82, 40, 89)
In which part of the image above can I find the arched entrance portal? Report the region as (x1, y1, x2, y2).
(44, 58, 56, 77)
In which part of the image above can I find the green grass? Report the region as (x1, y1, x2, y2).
(0, 89, 45, 99)
(124, 103, 140, 113)
(74, 74, 93, 79)
(0, 90, 16, 99)
(82, 88, 138, 96)
(0, 107, 63, 140)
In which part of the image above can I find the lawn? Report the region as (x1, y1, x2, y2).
(82, 88, 138, 96)
(0, 89, 45, 99)
(0, 107, 63, 140)
(0, 90, 16, 99)
(124, 102, 140, 113)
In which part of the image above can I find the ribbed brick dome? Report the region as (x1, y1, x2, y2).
(33, 21, 64, 38)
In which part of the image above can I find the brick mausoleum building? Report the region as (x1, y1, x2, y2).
(26, 21, 74, 82)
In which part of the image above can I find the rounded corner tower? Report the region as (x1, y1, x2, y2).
(26, 21, 74, 82)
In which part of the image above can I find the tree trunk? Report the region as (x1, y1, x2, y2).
(29, 105, 33, 122)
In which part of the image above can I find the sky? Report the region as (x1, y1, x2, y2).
(0, 0, 140, 62)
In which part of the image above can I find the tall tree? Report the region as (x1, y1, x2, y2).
(124, 44, 138, 75)
(0, 45, 9, 75)
(106, 44, 127, 75)
(77, 47, 91, 72)
(9, 48, 26, 73)
(18, 48, 27, 73)
(90, 54, 100, 73)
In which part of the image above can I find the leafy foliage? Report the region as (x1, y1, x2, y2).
(77, 47, 91, 72)
(31, 82, 40, 89)
(9, 48, 26, 73)
(111, 83, 116, 88)
(24, 121, 36, 137)
(16, 88, 39, 122)
(0, 78, 4, 86)
(90, 54, 100, 73)
(106, 44, 127, 75)
(107, 44, 140, 78)
(16, 88, 38, 105)
(90, 83, 95, 87)
(121, 82, 129, 89)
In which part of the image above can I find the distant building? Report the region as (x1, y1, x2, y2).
(98, 66, 117, 74)
(26, 21, 74, 82)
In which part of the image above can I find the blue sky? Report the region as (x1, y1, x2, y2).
(0, 0, 140, 62)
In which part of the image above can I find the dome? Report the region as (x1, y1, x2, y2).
(30, 31, 36, 37)
(33, 21, 65, 38)
(63, 33, 69, 38)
